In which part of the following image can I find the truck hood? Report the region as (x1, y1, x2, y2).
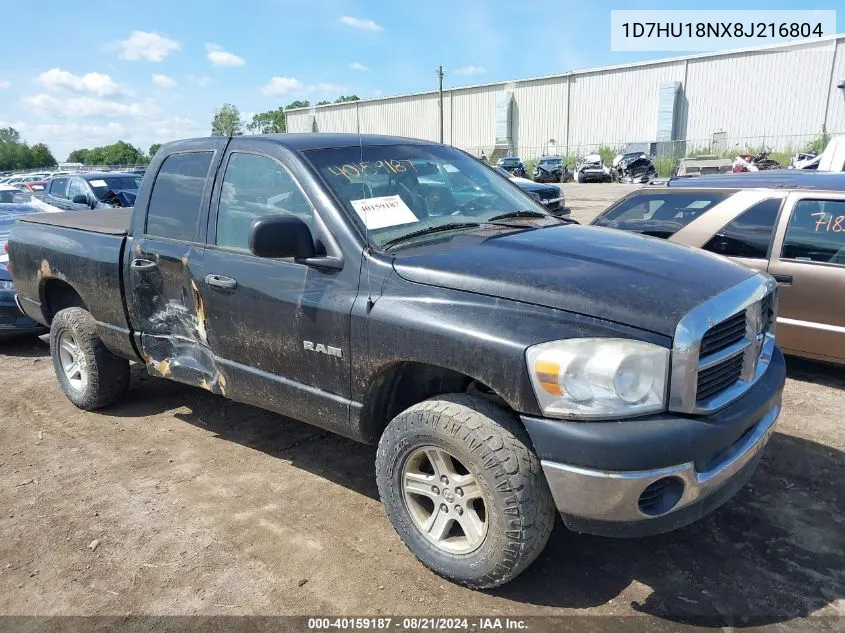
(391, 224, 755, 337)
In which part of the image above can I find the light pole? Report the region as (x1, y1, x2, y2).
(436, 66, 445, 144)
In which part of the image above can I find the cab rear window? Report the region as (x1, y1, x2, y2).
(593, 191, 730, 239)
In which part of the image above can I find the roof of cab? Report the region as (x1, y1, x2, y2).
(79, 171, 139, 179)
(164, 133, 440, 154)
(667, 170, 845, 190)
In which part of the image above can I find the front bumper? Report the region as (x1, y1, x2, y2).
(522, 347, 785, 537)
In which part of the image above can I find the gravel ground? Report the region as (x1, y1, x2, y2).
(0, 183, 843, 631)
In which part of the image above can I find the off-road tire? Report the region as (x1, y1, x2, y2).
(376, 394, 556, 588)
(50, 307, 130, 410)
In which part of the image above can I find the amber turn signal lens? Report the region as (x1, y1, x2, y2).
(534, 359, 561, 395)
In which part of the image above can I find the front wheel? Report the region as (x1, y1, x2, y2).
(376, 394, 556, 588)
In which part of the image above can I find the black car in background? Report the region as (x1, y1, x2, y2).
(491, 166, 569, 216)
(496, 156, 527, 178)
(43, 171, 141, 210)
(1, 199, 47, 337)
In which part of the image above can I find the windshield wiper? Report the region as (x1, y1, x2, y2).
(382, 222, 481, 251)
(487, 210, 548, 221)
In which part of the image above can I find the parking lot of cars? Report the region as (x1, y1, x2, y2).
(0, 182, 842, 627)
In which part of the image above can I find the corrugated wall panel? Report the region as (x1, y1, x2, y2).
(358, 94, 442, 140)
(684, 40, 833, 146)
(511, 78, 569, 159)
(568, 61, 686, 152)
(449, 84, 502, 154)
(314, 103, 358, 133)
(825, 39, 845, 134)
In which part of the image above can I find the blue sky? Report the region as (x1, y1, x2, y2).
(0, 0, 842, 161)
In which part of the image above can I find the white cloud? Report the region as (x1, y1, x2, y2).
(187, 75, 211, 87)
(205, 44, 245, 68)
(454, 65, 486, 76)
(0, 80, 10, 89)
(23, 93, 160, 119)
(339, 16, 382, 32)
(152, 74, 176, 88)
(6, 115, 203, 163)
(349, 62, 369, 71)
(115, 31, 182, 62)
(373, 89, 383, 97)
(260, 77, 346, 97)
(36, 68, 126, 98)
(261, 76, 302, 96)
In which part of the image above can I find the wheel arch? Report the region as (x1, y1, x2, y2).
(359, 361, 512, 443)
(40, 279, 87, 324)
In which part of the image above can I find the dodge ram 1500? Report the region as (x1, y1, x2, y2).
(8, 134, 785, 588)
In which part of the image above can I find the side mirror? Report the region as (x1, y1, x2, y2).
(249, 214, 316, 259)
(71, 194, 88, 204)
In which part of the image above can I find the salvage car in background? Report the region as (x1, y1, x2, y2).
(42, 171, 140, 211)
(574, 154, 611, 183)
(0, 192, 48, 337)
(491, 165, 569, 216)
(533, 155, 570, 183)
(496, 156, 527, 178)
(591, 173, 845, 365)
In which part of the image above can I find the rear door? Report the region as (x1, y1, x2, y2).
(45, 177, 70, 209)
(767, 192, 845, 363)
(125, 142, 227, 387)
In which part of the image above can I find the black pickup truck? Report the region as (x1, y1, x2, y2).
(8, 134, 785, 588)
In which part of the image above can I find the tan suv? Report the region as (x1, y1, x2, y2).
(592, 185, 845, 365)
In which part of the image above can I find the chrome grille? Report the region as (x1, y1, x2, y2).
(699, 311, 746, 356)
(697, 353, 744, 401)
(669, 275, 779, 414)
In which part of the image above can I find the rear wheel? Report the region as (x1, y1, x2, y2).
(376, 394, 556, 588)
(50, 307, 130, 410)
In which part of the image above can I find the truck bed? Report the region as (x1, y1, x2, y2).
(20, 209, 131, 235)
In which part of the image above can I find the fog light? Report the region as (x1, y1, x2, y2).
(637, 476, 685, 517)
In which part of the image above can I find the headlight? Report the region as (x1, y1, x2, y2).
(526, 338, 669, 419)
(0, 280, 14, 290)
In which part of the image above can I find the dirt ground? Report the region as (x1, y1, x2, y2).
(1, 184, 843, 630)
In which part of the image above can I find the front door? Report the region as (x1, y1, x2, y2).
(66, 177, 93, 210)
(200, 139, 358, 434)
(125, 147, 223, 387)
(768, 193, 845, 363)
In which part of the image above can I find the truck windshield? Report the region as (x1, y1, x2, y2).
(304, 144, 546, 248)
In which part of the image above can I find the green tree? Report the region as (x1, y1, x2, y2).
(211, 103, 244, 136)
(148, 143, 162, 159)
(65, 141, 146, 166)
(334, 95, 360, 103)
(0, 127, 21, 144)
(30, 143, 56, 168)
(0, 128, 57, 171)
(247, 109, 286, 134)
(284, 100, 310, 110)
(315, 100, 331, 106)
(67, 149, 89, 164)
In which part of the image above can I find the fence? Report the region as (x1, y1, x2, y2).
(463, 130, 842, 177)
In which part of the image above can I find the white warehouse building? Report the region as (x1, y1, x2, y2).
(286, 35, 845, 160)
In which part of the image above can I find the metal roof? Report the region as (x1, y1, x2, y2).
(286, 33, 845, 113)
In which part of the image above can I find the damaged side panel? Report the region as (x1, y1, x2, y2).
(125, 238, 226, 394)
